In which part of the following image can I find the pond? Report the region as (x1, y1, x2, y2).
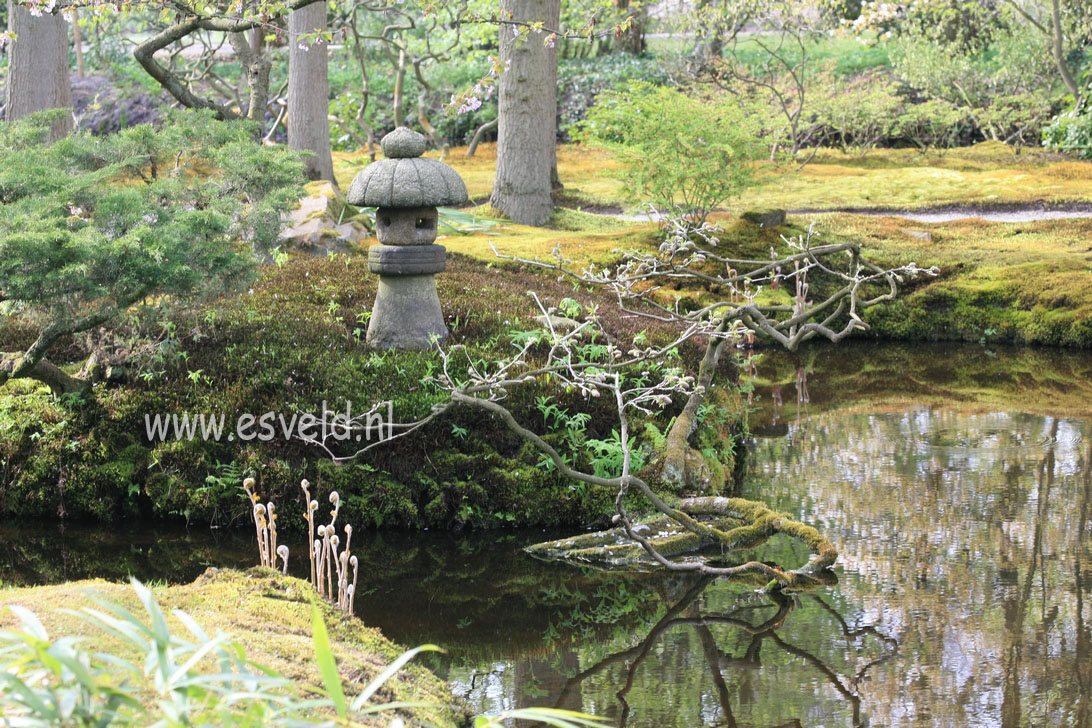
(2, 341, 1090, 727)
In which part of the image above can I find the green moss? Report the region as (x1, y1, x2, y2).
(794, 214, 1092, 348)
(314, 459, 419, 529)
(545, 206, 633, 232)
(0, 568, 464, 726)
(0, 253, 725, 529)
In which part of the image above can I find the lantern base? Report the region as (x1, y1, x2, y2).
(366, 273, 448, 350)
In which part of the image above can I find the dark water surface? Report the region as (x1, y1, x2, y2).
(3, 342, 1091, 727)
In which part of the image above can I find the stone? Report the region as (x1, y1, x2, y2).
(375, 206, 438, 246)
(346, 157, 468, 209)
(380, 126, 428, 159)
(900, 228, 933, 241)
(741, 208, 787, 227)
(347, 127, 469, 350)
(366, 274, 448, 350)
(533, 314, 583, 333)
(368, 244, 446, 275)
(346, 127, 468, 210)
(279, 181, 368, 257)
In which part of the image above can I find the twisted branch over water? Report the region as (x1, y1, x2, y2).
(457, 391, 837, 591)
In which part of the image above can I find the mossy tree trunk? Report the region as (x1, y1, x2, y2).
(490, 0, 560, 226)
(660, 330, 730, 488)
(0, 353, 87, 397)
(5, 1, 73, 142)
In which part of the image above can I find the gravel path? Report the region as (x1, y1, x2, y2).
(611, 204, 1092, 224)
(799, 206, 1092, 224)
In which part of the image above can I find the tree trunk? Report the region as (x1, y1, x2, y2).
(466, 117, 497, 157)
(489, 0, 560, 226)
(1, 353, 87, 397)
(229, 32, 271, 125)
(5, 0, 73, 141)
(72, 7, 85, 79)
(1051, 0, 1081, 97)
(287, 1, 336, 184)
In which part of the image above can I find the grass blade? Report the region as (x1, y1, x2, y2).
(349, 644, 441, 711)
(311, 604, 347, 719)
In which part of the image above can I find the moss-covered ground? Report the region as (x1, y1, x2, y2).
(333, 141, 1092, 348)
(0, 568, 464, 726)
(802, 213, 1092, 348)
(0, 252, 738, 528)
(332, 140, 1092, 215)
(734, 142, 1092, 211)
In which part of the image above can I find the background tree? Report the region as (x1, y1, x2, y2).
(490, 0, 561, 226)
(339, 0, 468, 157)
(288, 2, 336, 183)
(4, 1, 72, 141)
(131, 0, 322, 126)
(695, 1, 830, 160)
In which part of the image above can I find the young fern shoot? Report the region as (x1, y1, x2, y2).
(242, 478, 358, 613)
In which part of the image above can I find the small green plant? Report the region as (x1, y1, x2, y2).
(196, 460, 245, 525)
(1043, 101, 1092, 159)
(576, 81, 765, 221)
(535, 395, 591, 457)
(270, 245, 291, 267)
(585, 429, 648, 479)
(558, 297, 583, 318)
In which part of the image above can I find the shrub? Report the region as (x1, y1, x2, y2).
(892, 97, 970, 154)
(576, 81, 765, 220)
(812, 67, 901, 155)
(1043, 102, 1092, 159)
(888, 20, 1058, 146)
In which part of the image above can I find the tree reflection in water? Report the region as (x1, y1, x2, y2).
(547, 572, 897, 727)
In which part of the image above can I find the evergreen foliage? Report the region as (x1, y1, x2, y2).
(0, 110, 305, 394)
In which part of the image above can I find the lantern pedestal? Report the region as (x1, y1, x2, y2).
(366, 243, 448, 350)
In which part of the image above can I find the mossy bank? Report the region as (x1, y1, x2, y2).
(0, 252, 743, 529)
(4, 141, 1091, 530)
(0, 567, 465, 726)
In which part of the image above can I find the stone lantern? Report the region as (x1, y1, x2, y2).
(347, 127, 468, 349)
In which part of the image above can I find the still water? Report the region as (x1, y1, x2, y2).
(2, 342, 1090, 727)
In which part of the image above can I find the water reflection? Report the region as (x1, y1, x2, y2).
(540, 575, 901, 728)
(0, 522, 254, 587)
(439, 567, 900, 727)
(746, 408, 1092, 726)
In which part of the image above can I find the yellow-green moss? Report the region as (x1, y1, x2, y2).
(0, 568, 464, 726)
(336, 141, 1092, 214)
(802, 214, 1092, 347)
(736, 143, 1092, 210)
